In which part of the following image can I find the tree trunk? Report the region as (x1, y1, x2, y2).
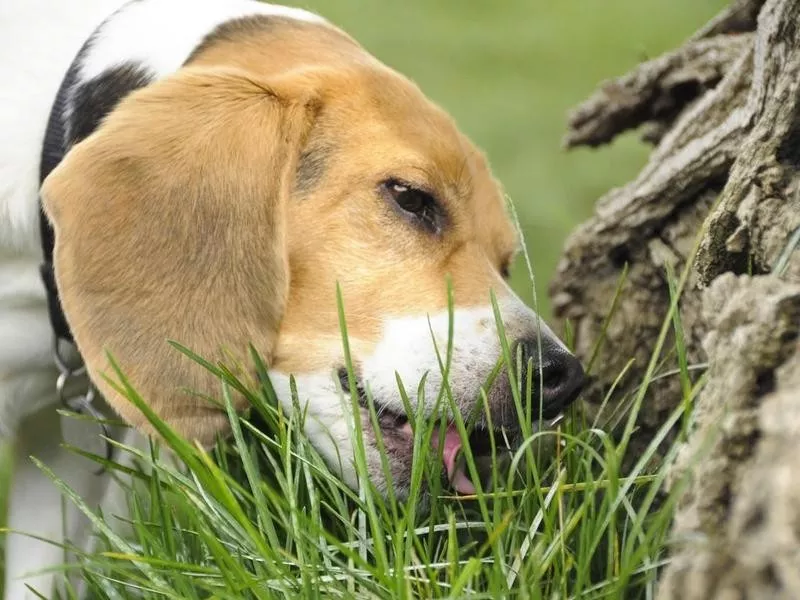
(550, 0, 800, 597)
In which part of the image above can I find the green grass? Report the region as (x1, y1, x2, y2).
(31, 265, 709, 599)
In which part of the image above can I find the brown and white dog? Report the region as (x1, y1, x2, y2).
(0, 0, 584, 597)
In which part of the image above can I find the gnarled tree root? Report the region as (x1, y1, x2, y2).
(551, 0, 800, 596)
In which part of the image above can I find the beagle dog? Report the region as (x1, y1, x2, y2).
(0, 0, 585, 597)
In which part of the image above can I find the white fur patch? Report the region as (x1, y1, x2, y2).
(267, 370, 360, 489)
(362, 290, 563, 418)
(267, 286, 568, 490)
(0, 0, 122, 251)
(79, 0, 325, 81)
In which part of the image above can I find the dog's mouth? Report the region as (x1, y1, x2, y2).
(337, 368, 561, 496)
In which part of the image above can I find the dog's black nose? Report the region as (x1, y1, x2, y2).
(517, 337, 585, 419)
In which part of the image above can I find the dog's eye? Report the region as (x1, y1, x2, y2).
(382, 180, 443, 233)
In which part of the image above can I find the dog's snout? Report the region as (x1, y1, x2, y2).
(518, 338, 585, 419)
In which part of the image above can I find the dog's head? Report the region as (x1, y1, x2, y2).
(41, 17, 583, 497)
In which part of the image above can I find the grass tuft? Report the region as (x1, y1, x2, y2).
(20, 264, 711, 600)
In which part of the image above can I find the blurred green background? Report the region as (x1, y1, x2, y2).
(287, 0, 726, 320)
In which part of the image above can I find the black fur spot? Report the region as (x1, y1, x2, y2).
(67, 63, 154, 146)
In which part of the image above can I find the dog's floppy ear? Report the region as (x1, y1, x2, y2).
(41, 67, 319, 445)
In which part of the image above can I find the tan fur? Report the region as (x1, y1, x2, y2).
(41, 18, 518, 445)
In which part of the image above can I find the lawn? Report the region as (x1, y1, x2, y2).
(1, 0, 727, 596)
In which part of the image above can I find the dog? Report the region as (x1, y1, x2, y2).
(0, 0, 585, 597)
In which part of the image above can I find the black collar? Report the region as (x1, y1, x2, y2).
(39, 44, 86, 343)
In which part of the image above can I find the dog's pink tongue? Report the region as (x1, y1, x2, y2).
(432, 424, 476, 495)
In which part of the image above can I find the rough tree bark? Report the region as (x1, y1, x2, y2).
(550, 0, 800, 597)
